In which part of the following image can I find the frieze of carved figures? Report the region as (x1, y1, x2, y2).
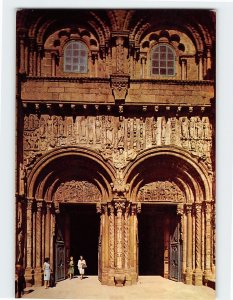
(138, 181, 185, 202)
(23, 114, 212, 169)
(54, 180, 102, 203)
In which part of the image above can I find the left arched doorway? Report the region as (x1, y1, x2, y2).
(55, 203, 100, 281)
(25, 147, 114, 286)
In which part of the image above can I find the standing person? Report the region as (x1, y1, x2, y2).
(77, 255, 87, 280)
(68, 256, 74, 279)
(43, 257, 51, 289)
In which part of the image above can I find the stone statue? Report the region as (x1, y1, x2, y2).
(95, 116, 101, 144)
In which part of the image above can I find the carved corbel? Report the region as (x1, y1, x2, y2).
(110, 74, 130, 103)
(110, 180, 129, 200)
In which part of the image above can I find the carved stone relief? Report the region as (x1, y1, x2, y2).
(137, 181, 185, 202)
(54, 180, 102, 203)
(23, 114, 212, 170)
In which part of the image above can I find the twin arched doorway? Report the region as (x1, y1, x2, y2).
(24, 146, 213, 286)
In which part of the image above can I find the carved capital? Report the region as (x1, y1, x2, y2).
(108, 202, 115, 215)
(96, 203, 102, 214)
(26, 198, 34, 210)
(186, 204, 193, 214)
(204, 201, 212, 214)
(195, 203, 202, 214)
(114, 201, 126, 213)
(36, 201, 43, 211)
(110, 74, 130, 102)
(131, 203, 141, 215)
(46, 201, 52, 211)
(176, 203, 184, 215)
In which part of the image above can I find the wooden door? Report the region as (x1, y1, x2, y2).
(169, 216, 182, 281)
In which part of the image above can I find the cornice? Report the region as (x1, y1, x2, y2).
(24, 76, 214, 87)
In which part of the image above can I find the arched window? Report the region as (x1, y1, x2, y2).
(151, 44, 175, 76)
(64, 41, 88, 73)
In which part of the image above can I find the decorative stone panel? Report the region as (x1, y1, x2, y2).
(137, 181, 185, 202)
(54, 180, 102, 203)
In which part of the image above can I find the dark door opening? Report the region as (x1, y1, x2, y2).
(138, 204, 178, 277)
(60, 204, 100, 276)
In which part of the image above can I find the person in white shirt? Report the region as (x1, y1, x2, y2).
(77, 255, 87, 280)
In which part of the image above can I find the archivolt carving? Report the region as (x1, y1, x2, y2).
(23, 114, 212, 170)
(137, 181, 185, 202)
(54, 180, 102, 203)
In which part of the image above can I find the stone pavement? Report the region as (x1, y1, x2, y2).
(22, 276, 215, 300)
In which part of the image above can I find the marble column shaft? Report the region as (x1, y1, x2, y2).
(35, 201, 43, 268)
(26, 199, 33, 269)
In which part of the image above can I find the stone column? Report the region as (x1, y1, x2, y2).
(193, 203, 203, 285)
(198, 52, 203, 80)
(115, 201, 125, 269)
(29, 40, 34, 76)
(37, 46, 42, 76)
(33, 49, 37, 76)
(34, 201, 43, 285)
(25, 44, 29, 75)
(50, 209, 56, 272)
(211, 201, 216, 275)
(206, 47, 212, 71)
(181, 59, 187, 80)
(124, 203, 130, 270)
(176, 204, 184, 280)
(102, 204, 108, 269)
(25, 198, 33, 284)
(51, 52, 56, 76)
(41, 205, 45, 266)
(185, 204, 193, 284)
(19, 38, 25, 73)
(141, 56, 147, 79)
(204, 201, 212, 281)
(45, 202, 51, 258)
(131, 203, 140, 283)
(108, 203, 115, 269)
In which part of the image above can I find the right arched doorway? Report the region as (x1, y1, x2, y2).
(138, 204, 182, 282)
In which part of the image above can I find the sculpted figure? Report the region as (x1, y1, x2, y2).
(203, 118, 210, 140)
(152, 118, 158, 145)
(181, 117, 189, 139)
(53, 116, 59, 136)
(106, 116, 113, 145)
(189, 117, 196, 139)
(88, 117, 94, 144)
(195, 117, 203, 139)
(58, 116, 65, 136)
(47, 116, 53, 136)
(95, 116, 101, 144)
(80, 116, 87, 143)
(17, 230, 24, 264)
(29, 114, 34, 130)
(161, 118, 166, 144)
(117, 121, 125, 149)
(39, 116, 47, 137)
(24, 116, 29, 130)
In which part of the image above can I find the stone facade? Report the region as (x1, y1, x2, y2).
(16, 9, 215, 288)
